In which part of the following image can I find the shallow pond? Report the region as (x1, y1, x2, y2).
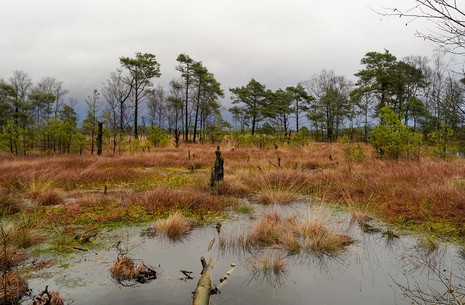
(24, 202, 465, 304)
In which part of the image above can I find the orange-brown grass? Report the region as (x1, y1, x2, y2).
(0, 272, 28, 304)
(36, 188, 65, 206)
(214, 175, 252, 197)
(320, 158, 465, 235)
(1, 143, 465, 241)
(285, 205, 354, 254)
(131, 186, 225, 215)
(150, 213, 191, 241)
(244, 212, 297, 247)
(110, 256, 156, 284)
(0, 221, 42, 268)
(222, 208, 353, 255)
(0, 189, 21, 215)
(250, 170, 307, 204)
(38, 186, 228, 227)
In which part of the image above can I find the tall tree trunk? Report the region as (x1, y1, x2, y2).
(134, 79, 139, 137)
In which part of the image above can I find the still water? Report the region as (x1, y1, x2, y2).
(25, 202, 465, 304)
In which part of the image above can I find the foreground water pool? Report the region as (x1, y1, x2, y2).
(24, 202, 465, 304)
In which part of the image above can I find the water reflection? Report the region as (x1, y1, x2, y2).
(22, 203, 465, 305)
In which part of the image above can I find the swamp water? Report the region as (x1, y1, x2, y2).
(24, 202, 465, 304)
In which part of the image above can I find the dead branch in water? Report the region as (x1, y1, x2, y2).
(110, 256, 157, 286)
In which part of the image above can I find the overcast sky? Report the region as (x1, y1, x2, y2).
(0, 0, 452, 121)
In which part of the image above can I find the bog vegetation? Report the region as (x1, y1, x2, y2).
(1, 49, 465, 304)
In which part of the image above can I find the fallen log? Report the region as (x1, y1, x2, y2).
(211, 263, 236, 295)
(192, 257, 218, 305)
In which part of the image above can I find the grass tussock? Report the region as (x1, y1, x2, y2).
(0, 190, 21, 216)
(150, 213, 191, 241)
(110, 256, 157, 284)
(36, 188, 65, 206)
(0, 220, 42, 268)
(221, 206, 354, 255)
(132, 186, 225, 215)
(249, 170, 309, 204)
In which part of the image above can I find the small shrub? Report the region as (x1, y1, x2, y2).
(147, 126, 170, 148)
(370, 105, 421, 160)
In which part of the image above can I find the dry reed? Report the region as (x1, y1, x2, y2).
(223, 207, 354, 255)
(151, 213, 191, 241)
(0, 272, 28, 304)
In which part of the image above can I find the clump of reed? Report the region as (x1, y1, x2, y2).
(250, 170, 308, 204)
(214, 175, 252, 197)
(36, 188, 65, 206)
(22, 172, 55, 199)
(0, 272, 28, 304)
(110, 256, 157, 284)
(131, 186, 225, 215)
(285, 205, 354, 255)
(149, 213, 191, 241)
(0, 219, 42, 268)
(220, 206, 354, 255)
(0, 189, 21, 216)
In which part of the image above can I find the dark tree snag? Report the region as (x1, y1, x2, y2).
(210, 146, 224, 189)
(97, 121, 103, 156)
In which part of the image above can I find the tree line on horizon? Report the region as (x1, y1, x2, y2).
(0, 50, 464, 155)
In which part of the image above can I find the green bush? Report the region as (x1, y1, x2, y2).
(147, 126, 170, 148)
(370, 105, 421, 160)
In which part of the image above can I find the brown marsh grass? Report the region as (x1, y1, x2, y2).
(0, 189, 21, 216)
(250, 170, 307, 204)
(36, 188, 65, 206)
(0, 272, 28, 304)
(221, 207, 354, 255)
(0, 220, 42, 268)
(130, 186, 226, 215)
(150, 213, 191, 241)
(0, 142, 464, 248)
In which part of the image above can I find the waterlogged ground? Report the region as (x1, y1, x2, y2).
(23, 202, 465, 305)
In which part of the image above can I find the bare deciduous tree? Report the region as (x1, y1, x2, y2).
(379, 1, 465, 55)
(33, 76, 69, 115)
